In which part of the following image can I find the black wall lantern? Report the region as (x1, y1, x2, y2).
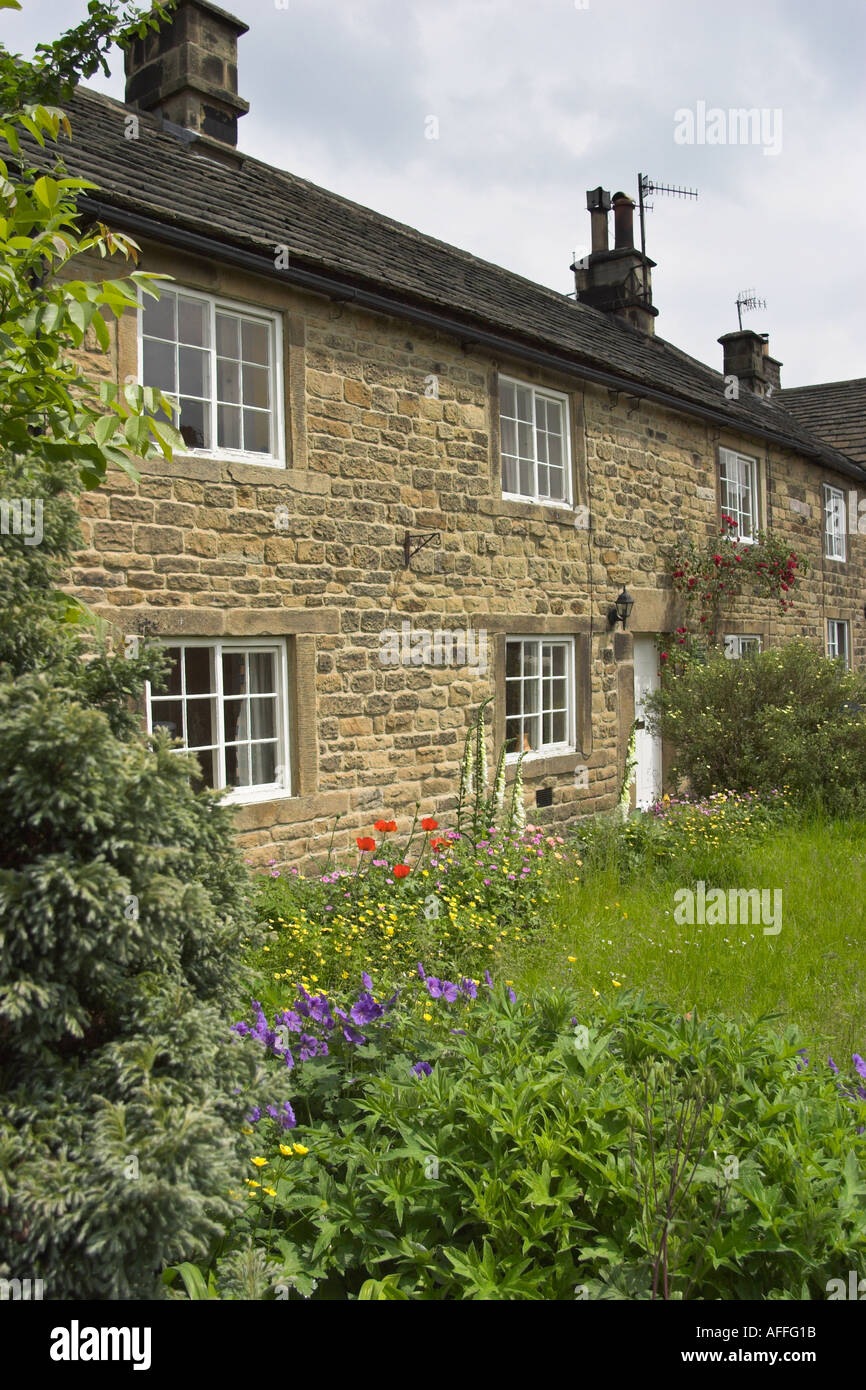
(607, 586, 635, 629)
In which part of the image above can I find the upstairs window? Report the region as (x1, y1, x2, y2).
(146, 640, 291, 803)
(500, 377, 571, 505)
(824, 484, 847, 561)
(826, 620, 850, 669)
(505, 636, 575, 757)
(139, 287, 284, 465)
(719, 447, 759, 542)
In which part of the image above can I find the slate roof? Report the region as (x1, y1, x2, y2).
(779, 380, 866, 469)
(44, 85, 866, 484)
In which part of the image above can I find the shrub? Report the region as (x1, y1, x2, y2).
(175, 981, 866, 1300)
(644, 640, 866, 807)
(0, 18, 258, 1296)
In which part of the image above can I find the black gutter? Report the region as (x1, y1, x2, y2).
(79, 195, 866, 485)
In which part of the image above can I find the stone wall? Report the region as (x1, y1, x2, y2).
(64, 241, 866, 867)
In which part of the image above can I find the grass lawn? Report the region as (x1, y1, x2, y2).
(502, 814, 866, 1061)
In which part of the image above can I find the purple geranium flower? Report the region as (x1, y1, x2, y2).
(280, 1101, 297, 1130)
(412, 1061, 433, 1077)
(308, 995, 335, 1028)
(828, 1056, 839, 1075)
(854, 1054, 866, 1081)
(246, 1106, 262, 1124)
(459, 978, 477, 999)
(417, 963, 426, 980)
(277, 1009, 304, 1034)
(426, 977, 459, 1002)
(484, 969, 494, 988)
(351, 992, 384, 1026)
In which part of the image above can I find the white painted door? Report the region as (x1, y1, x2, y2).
(633, 637, 662, 810)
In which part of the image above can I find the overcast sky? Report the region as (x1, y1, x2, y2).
(3, 0, 864, 387)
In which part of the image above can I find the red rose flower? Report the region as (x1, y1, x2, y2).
(712, 554, 722, 565)
(393, 864, 411, 879)
(356, 837, 376, 852)
(421, 818, 438, 831)
(660, 652, 669, 662)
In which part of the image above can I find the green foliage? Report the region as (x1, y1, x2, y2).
(0, 4, 261, 1300)
(569, 789, 793, 885)
(644, 640, 866, 806)
(0, 1, 174, 110)
(185, 986, 866, 1300)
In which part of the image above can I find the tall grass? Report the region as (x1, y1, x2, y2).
(502, 814, 866, 1060)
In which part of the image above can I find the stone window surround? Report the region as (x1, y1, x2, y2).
(117, 240, 308, 482)
(483, 620, 593, 781)
(93, 605, 335, 813)
(488, 362, 590, 526)
(716, 441, 766, 542)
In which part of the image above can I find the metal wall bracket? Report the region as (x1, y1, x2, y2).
(403, 531, 441, 567)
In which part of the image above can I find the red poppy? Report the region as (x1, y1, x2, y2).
(356, 837, 376, 852)
(374, 819, 397, 833)
(393, 864, 411, 878)
(421, 818, 438, 831)
(430, 837, 448, 851)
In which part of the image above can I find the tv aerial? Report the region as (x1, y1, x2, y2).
(735, 289, 767, 331)
(637, 173, 698, 301)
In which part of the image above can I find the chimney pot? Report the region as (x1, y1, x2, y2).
(612, 192, 635, 251)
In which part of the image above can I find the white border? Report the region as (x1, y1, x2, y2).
(145, 637, 292, 804)
(503, 633, 577, 761)
(499, 374, 574, 509)
(137, 284, 286, 468)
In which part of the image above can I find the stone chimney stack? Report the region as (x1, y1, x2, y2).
(572, 187, 658, 335)
(124, 0, 249, 151)
(718, 330, 782, 398)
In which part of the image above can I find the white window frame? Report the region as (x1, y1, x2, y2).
(724, 634, 762, 659)
(499, 375, 573, 507)
(719, 447, 759, 543)
(137, 285, 285, 468)
(823, 484, 847, 561)
(826, 620, 850, 668)
(145, 638, 292, 804)
(504, 635, 576, 761)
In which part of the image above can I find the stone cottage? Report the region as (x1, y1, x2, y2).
(51, 0, 866, 866)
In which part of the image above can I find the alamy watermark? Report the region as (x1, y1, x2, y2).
(673, 880, 781, 935)
(379, 621, 488, 672)
(0, 497, 43, 545)
(0, 1277, 44, 1300)
(674, 102, 782, 157)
